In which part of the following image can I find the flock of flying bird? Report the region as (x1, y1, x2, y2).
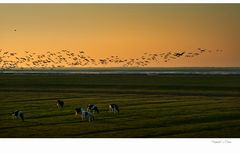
(0, 48, 223, 70)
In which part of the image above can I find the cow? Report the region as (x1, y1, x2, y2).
(12, 110, 24, 121)
(87, 104, 99, 114)
(57, 100, 64, 110)
(75, 107, 94, 122)
(109, 104, 119, 114)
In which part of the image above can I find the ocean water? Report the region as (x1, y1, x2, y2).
(1, 67, 240, 75)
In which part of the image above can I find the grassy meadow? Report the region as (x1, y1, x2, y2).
(0, 73, 240, 138)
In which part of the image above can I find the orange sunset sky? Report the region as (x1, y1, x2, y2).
(0, 4, 240, 67)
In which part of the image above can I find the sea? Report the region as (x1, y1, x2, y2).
(1, 67, 240, 75)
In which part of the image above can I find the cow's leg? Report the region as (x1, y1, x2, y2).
(81, 113, 85, 121)
(75, 112, 78, 119)
(12, 114, 15, 120)
(20, 114, 24, 121)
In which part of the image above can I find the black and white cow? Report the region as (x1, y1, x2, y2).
(87, 104, 99, 114)
(57, 100, 64, 110)
(75, 107, 94, 122)
(109, 104, 119, 114)
(12, 110, 24, 121)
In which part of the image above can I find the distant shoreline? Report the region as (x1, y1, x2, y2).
(1, 67, 240, 75)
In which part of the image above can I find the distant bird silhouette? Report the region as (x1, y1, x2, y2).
(174, 52, 185, 57)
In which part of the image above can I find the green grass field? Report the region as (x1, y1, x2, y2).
(0, 73, 240, 138)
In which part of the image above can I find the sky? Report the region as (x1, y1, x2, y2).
(0, 4, 240, 67)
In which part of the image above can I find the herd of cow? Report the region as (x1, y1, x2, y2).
(12, 100, 120, 122)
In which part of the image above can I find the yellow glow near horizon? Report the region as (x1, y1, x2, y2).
(0, 4, 240, 67)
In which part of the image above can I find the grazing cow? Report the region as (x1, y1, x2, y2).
(57, 100, 64, 110)
(75, 107, 94, 122)
(12, 110, 24, 121)
(109, 104, 119, 114)
(87, 104, 99, 114)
